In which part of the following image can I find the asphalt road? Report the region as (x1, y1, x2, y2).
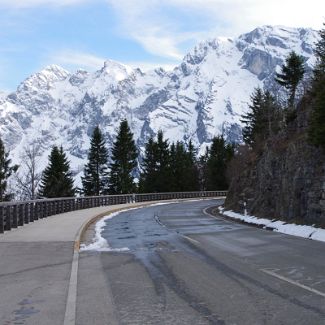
(77, 199, 325, 325)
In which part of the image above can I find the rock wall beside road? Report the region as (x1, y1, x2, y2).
(225, 103, 325, 227)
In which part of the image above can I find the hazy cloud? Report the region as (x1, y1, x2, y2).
(106, 0, 325, 60)
(49, 50, 177, 73)
(49, 50, 106, 70)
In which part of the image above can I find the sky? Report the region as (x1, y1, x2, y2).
(0, 0, 324, 91)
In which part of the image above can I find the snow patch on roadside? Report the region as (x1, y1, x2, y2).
(218, 207, 325, 243)
(80, 209, 137, 252)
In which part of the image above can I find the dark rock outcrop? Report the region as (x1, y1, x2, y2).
(225, 104, 325, 227)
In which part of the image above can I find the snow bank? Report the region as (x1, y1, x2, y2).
(218, 207, 325, 243)
(80, 209, 136, 252)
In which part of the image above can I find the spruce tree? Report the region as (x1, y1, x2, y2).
(241, 88, 279, 149)
(0, 137, 18, 201)
(139, 137, 157, 193)
(185, 140, 200, 190)
(153, 131, 171, 192)
(169, 141, 187, 191)
(313, 23, 325, 80)
(139, 131, 171, 193)
(39, 146, 75, 198)
(309, 23, 325, 148)
(241, 87, 265, 147)
(169, 141, 199, 191)
(205, 136, 234, 190)
(82, 126, 109, 196)
(275, 51, 305, 108)
(108, 120, 137, 194)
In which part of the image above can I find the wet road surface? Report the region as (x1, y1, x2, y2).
(77, 199, 325, 325)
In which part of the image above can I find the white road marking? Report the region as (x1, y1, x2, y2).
(260, 269, 325, 298)
(63, 249, 79, 325)
(182, 235, 200, 245)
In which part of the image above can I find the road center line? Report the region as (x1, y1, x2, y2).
(260, 269, 325, 298)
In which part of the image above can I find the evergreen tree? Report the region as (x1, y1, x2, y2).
(241, 88, 280, 149)
(198, 146, 210, 190)
(309, 23, 325, 148)
(275, 51, 305, 108)
(108, 120, 138, 194)
(0, 137, 18, 201)
(184, 140, 200, 191)
(241, 87, 265, 147)
(139, 131, 171, 193)
(313, 23, 325, 80)
(169, 141, 199, 191)
(138, 137, 157, 193)
(82, 126, 109, 196)
(153, 131, 171, 192)
(205, 136, 234, 190)
(39, 146, 75, 198)
(169, 141, 187, 191)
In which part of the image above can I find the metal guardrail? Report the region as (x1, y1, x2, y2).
(0, 191, 227, 234)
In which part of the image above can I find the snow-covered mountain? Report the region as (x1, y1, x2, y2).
(0, 25, 318, 182)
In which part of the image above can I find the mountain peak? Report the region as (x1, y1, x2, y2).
(93, 59, 134, 83)
(238, 25, 318, 51)
(17, 64, 70, 92)
(37, 64, 70, 82)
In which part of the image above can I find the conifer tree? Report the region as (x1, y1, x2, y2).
(241, 88, 280, 149)
(205, 136, 234, 190)
(153, 131, 171, 192)
(139, 131, 171, 193)
(186, 140, 200, 190)
(39, 146, 75, 198)
(309, 23, 325, 148)
(108, 120, 137, 194)
(169, 141, 187, 191)
(138, 137, 157, 193)
(275, 51, 305, 108)
(313, 23, 325, 80)
(82, 126, 109, 196)
(169, 141, 199, 191)
(241, 87, 265, 147)
(0, 137, 18, 201)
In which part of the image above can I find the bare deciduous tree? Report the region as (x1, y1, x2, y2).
(15, 143, 42, 200)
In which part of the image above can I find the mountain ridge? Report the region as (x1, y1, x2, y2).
(0, 25, 319, 185)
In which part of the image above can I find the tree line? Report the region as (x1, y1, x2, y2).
(0, 120, 234, 201)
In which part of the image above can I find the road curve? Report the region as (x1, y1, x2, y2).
(78, 199, 325, 325)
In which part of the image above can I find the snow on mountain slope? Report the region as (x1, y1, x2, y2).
(0, 25, 319, 185)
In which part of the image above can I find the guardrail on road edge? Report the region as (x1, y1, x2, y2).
(0, 191, 227, 234)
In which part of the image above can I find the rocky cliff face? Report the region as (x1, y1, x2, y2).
(225, 103, 325, 227)
(0, 25, 319, 184)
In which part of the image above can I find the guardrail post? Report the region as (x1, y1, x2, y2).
(30, 202, 35, 222)
(33, 202, 38, 221)
(18, 204, 24, 226)
(43, 202, 46, 217)
(5, 206, 11, 231)
(0, 206, 4, 233)
(12, 205, 18, 228)
(24, 204, 30, 223)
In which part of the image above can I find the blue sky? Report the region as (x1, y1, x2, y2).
(0, 0, 324, 91)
